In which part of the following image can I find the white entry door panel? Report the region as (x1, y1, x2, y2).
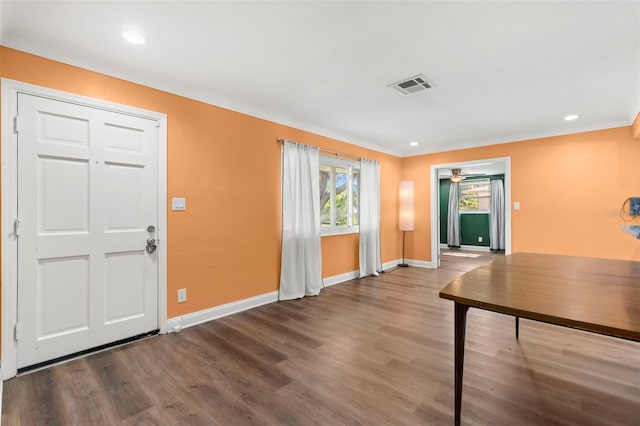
(17, 94, 159, 368)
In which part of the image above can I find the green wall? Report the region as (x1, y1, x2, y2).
(439, 175, 504, 247)
(460, 214, 490, 246)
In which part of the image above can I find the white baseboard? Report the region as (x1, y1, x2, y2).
(166, 291, 278, 332)
(406, 259, 436, 268)
(0, 365, 3, 421)
(386, 258, 435, 269)
(165, 259, 437, 333)
(324, 259, 435, 286)
(165, 269, 367, 332)
(440, 243, 491, 252)
(460, 245, 491, 252)
(381, 259, 433, 271)
(323, 270, 359, 287)
(324, 259, 422, 286)
(382, 259, 399, 270)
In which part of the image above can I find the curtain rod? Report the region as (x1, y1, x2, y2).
(276, 138, 362, 161)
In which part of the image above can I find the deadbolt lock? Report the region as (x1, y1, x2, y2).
(146, 238, 157, 254)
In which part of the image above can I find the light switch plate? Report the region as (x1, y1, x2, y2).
(172, 197, 186, 211)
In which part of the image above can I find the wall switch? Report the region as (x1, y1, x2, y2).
(513, 202, 520, 210)
(177, 288, 187, 303)
(478, 236, 483, 242)
(172, 197, 186, 211)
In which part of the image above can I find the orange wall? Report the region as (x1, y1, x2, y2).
(633, 112, 640, 140)
(1, 46, 639, 326)
(0, 47, 402, 320)
(402, 125, 640, 262)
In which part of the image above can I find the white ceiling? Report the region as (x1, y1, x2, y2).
(1, 1, 639, 157)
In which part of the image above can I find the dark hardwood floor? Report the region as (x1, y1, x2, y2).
(3, 251, 639, 425)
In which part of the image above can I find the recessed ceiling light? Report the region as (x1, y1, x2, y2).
(409, 141, 419, 146)
(564, 114, 580, 121)
(122, 31, 146, 45)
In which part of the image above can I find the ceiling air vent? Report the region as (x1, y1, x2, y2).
(388, 74, 433, 96)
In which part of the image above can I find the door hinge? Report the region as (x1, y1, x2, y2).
(13, 218, 22, 237)
(155, 121, 160, 128)
(14, 323, 21, 342)
(13, 116, 20, 134)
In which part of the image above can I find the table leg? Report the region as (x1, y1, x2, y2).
(515, 316, 520, 340)
(454, 303, 470, 426)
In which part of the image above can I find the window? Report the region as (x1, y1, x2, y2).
(459, 179, 490, 212)
(319, 156, 359, 235)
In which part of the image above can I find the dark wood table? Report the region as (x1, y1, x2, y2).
(439, 252, 640, 426)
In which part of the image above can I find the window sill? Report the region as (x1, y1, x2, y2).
(321, 226, 359, 237)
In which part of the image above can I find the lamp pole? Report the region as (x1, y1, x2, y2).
(399, 230, 409, 267)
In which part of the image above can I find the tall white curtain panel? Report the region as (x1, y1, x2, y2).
(279, 141, 324, 300)
(359, 159, 382, 277)
(447, 181, 461, 247)
(490, 178, 505, 251)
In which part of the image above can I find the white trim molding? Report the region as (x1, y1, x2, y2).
(440, 243, 492, 252)
(166, 291, 279, 332)
(386, 258, 435, 269)
(403, 259, 435, 268)
(324, 260, 435, 285)
(0, 365, 3, 416)
(459, 245, 491, 252)
(323, 270, 360, 287)
(165, 263, 416, 333)
(1, 78, 168, 380)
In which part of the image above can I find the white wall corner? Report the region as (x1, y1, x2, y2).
(166, 291, 278, 332)
(382, 260, 399, 271)
(322, 259, 418, 287)
(385, 259, 435, 269)
(406, 259, 435, 268)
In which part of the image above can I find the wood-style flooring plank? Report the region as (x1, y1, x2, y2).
(3, 250, 639, 425)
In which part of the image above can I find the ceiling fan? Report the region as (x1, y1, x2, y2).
(443, 168, 486, 183)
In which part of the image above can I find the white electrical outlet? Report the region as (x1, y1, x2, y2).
(478, 236, 483, 242)
(177, 288, 187, 303)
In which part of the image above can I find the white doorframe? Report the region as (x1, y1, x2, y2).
(1, 78, 168, 380)
(430, 156, 512, 267)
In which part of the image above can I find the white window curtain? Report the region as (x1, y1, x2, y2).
(447, 181, 461, 247)
(279, 141, 323, 300)
(359, 159, 382, 277)
(490, 178, 505, 251)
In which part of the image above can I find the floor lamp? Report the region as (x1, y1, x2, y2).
(398, 181, 414, 267)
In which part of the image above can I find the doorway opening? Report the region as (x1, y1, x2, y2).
(430, 157, 511, 268)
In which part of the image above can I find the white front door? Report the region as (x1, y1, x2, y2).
(16, 93, 159, 369)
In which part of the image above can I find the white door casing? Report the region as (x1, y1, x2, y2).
(429, 157, 512, 267)
(2, 79, 168, 378)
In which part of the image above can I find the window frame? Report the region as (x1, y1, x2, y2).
(458, 178, 491, 214)
(320, 155, 359, 236)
